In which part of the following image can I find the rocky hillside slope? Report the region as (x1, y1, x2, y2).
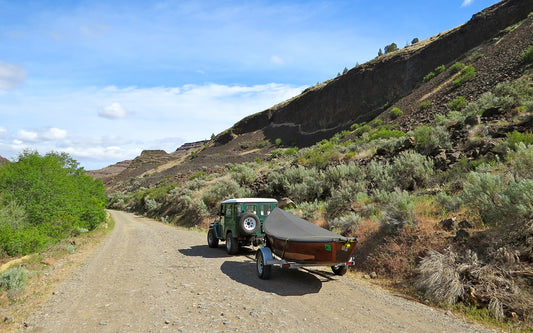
(96, 0, 532, 192)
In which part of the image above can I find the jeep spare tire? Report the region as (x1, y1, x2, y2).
(239, 213, 260, 235)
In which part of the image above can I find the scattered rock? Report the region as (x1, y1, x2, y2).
(4, 316, 14, 323)
(458, 220, 474, 229)
(454, 229, 470, 242)
(438, 217, 456, 231)
(464, 114, 481, 126)
(370, 272, 377, 279)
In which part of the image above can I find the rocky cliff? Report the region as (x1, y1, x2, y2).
(215, 0, 533, 147)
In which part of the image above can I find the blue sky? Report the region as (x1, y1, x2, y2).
(0, 0, 499, 170)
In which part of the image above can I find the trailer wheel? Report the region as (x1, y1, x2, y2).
(226, 231, 239, 255)
(207, 229, 219, 248)
(331, 264, 348, 276)
(239, 213, 260, 235)
(256, 250, 272, 279)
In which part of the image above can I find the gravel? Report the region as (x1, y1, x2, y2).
(23, 210, 496, 332)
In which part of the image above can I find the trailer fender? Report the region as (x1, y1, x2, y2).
(258, 247, 275, 265)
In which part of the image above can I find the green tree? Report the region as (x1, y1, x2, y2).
(384, 43, 399, 54)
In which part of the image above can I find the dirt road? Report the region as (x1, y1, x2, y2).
(23, 210, 495, 332)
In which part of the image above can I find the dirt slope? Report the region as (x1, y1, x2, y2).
(23, 211, 496, 332)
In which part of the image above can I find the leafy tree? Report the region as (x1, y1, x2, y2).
(384, 43, 399, 54)
(411, 38, 419, 45)
(0, 151, 107, 256)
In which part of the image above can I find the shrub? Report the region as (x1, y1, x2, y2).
(434, 64, 446, 75)
(506, 130, 533, 149)
(461, 172, 533, 225)
(452, 65, 476, 88)
(275, 138, 282, 146)
(520, 45, 533, 64)
(389, 107, 404, 120)
(448, 96, 467, 111)
(326, 182, 366, 219)
(328, 212, 361, 235)
(419, 100, 432, 110)
(0, 266, 28, 290)
(230, 164, 256, 186)
(202, 178, 250, 209)
(423, 72, 435, 83)
(0, 200, 27, 230)
(390, 150, 434, 190)
(449, 62, 466, 74)
(368, 128, 405, 141)
(413, 125, 451, 155)
(366, 160, 395, 192)
(380, 190, 417, 234)
(257, 140, 270, 148)
(353, 124, 372, 137)
(508, 143, 533, 180)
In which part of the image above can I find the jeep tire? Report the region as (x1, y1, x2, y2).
(226, 231, 239, 255)
(207, 229, 219, 248)
(239, 213, 260, 235)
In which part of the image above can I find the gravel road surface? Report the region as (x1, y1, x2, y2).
(23, 210, 495, 332)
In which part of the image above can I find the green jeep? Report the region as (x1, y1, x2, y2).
(207, 198, 278, 254)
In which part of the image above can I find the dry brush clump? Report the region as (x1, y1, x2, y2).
(416, 246, 531, 323)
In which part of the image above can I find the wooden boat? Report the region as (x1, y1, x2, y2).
(256, 208, 357, 279)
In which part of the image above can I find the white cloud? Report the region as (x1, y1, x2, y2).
(271, 55, 284, 65)
(16, 127, 68, 143)
(1, 82, 305, 169)
(461, 0, 474, 7)
(0, 127, 7, 138)
(98, 102, 127, 118)
(0, 60, 26, 90)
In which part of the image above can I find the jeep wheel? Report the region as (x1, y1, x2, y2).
(331, 264, 348, 276)
(226, 231, 239, 255)
(239, 213, 260, 235)
(256, 250, 271, 279)
(207, 229, 219, 248)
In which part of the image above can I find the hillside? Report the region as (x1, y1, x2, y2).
(102, 0, 533, 329)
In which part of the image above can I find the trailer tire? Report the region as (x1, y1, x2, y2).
(256, 250, 272, 279)
(226, 231, 239, 255)
(207, 229, 219, 248)
(331, 264, 348, 276)
(239, 213, 260, 235)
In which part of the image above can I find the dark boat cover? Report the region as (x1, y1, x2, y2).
(263, 208, 355, 243)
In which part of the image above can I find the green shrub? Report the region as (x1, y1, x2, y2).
(520, 45, 533, 64)
(506, 130, 533, 149)
(389, 107, 404, 120)
(324, 162, 364, 190)
(328, 212, 361, 235)
(0, 151, 107, 256)
(366, 161, 395, 192)
(257, 140, 270, 148)
(380, 190, 417, 233)
(423, 72, 435, 83)
(0, 200, 27, 230)
(368, 128, 405, 141)
(230, 164, 256, 185)
(419, 100, 432, 110)
(202, 179, 250, 209)
(0, 266, 28, 290)
(449, 62, 466, 74)
(448, 96, 467, 111)
(461, 172, 533, 225)
(434, 64, 446, 75)
(413, 125, 451, 154)
(508, 143, 533, 180)
(353, 124, 372, 137)
(326, 182, 366, 219)
(452, 65, 476, 88)
(275, 138, 282, 146)
(391, 150, 434, 190)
